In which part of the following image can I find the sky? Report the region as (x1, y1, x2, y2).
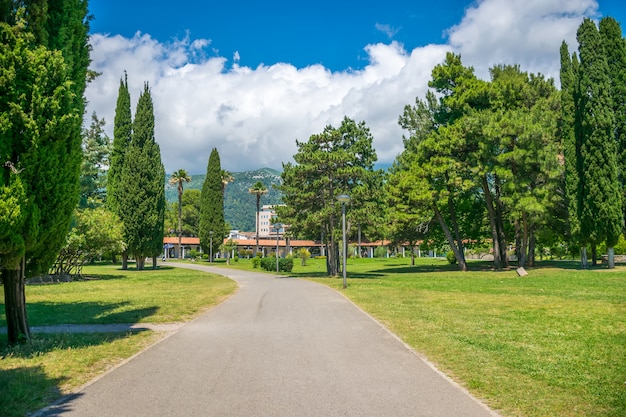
(86, 0, 626, 174)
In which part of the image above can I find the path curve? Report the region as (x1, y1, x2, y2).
(37, 263, 500, 417)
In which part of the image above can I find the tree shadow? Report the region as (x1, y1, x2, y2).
(1, 301, 159, 328)
(0, 364, 68, 417)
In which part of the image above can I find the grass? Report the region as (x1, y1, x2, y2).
(0, 264, 237, 417)
(210, 256, 626, 417)
(2, 257, 625, 416)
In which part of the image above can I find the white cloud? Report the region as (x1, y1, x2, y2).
(447, 0, 598, 80)
(375, 23, 401, 39)
(85, 0, 600, 174)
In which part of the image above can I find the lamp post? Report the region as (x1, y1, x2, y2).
(337, 194, 350, 289)
(209, 230, 213, 263)
(273, 222, 282, 274)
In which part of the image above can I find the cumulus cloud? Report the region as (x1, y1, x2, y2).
(85, 0, 599, 174)
(447, 0, 599, 79)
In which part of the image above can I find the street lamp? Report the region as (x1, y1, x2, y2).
(337, 194, 350, 289)
(273, 222, 282, 274)
(209, 230, 213, 263)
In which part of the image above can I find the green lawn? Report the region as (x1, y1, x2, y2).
(215, 256, 626, 417)
(1, 258, 625, 417)
(0, 264, 237, 417)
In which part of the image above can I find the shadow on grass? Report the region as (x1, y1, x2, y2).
(2, 302, 159, 328)
(0, 364, 67, 417)
(288, 271, 386, 279)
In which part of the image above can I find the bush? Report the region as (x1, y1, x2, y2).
(202, 253, 209, 260)
(252, 257, 260, 268)
(374, 246, 388, 258)
(297, 248, 311, 266)
(189, 250, 199, 259)
(234, 255, 239, 262)
(260, 257, 293, 273)
(446, 251, 457, 264)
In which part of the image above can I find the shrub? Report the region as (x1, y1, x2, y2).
(234, 255, 239, 262)
(189, 250, 199, 259)
(260, 257, 293, 273)
(252, 257, 260, 268)
(202, 253, 209, 260)
(374, 246, 388, 258)
(446, 251, 457, 264)
(297, 248, 311, 266)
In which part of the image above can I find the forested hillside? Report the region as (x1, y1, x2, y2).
(166, 168, 283, 231)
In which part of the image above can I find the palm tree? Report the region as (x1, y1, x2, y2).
(221, 170, 234, 197)
(249, 181, 268, 256)
(169, 169, 191, 258)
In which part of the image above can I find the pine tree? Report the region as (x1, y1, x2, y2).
(80, 112, 110, 208)
(117, 83, 165, 270)
(199, 148, 225, 260)
(576, 18, 622, 267)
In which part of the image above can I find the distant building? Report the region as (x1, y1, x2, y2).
(257, 204, 286, 238)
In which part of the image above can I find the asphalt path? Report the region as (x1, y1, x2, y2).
(37, 263, 500, 417)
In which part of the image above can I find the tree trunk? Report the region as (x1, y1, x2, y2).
(481, 176, 502, 269)
(122, 252, 128, 270)
(152, 256, 157, 269)
(358, 224, 362, 258)
(494, 176, 509, 267)
(2, 267, 31, 345)
(591, 243, 597, 266)
(581, 246, 588, 269)
(528, 227, 536, 267)
(447, 188, 467, 266)
(433, 203, 467, 271)
(519, 212, 528, 268)
(607, 247, 615, 269)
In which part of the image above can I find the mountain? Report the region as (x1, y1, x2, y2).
(165, 168, 283, 232)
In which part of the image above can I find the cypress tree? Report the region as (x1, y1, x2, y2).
(199, 148, 225, 260)
(560, 42, 584, 262)
(117, 83, 165, 270)
(107, 73, 132, 213)
(0, 19, 83, 344)
(599, 17, 626, 235)
(576, 18, 622, 267)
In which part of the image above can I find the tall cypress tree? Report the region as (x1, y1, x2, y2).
(117, 83, 165, 270)
(599, 17, 626, 235)
(0, 19, 84, 345)
(107, 73, 132, 213)
(560, 42, 583, 260)
(199, 148, 225, 260)
(576, 18, 622, 267)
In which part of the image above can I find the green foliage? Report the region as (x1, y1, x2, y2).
(80, 112, 110, 208)
(260, 256, 293, 272)
(199, 149, 225, 256)
(576, 18, 622, 248)
(51, 208, 125, 275)
(116, 83, 166, 268)
(164, 168, 282, 232)
(296, 248, 311, 266)
(279, 116, 381, 276)
(446, 251, 457, 264)
(373, 246, 388, 258)
(107, 73, 132, 214)
(252, 257, 261, 268)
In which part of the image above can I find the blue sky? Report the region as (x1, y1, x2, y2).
(85, 0, 626, 174)
(89, 0, 470, 71)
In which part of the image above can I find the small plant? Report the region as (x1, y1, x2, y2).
(297, 248, 311, 266)
(446, 251, 457, 264)
(252, 257, 260, 268)
(189, 250, 199, 259)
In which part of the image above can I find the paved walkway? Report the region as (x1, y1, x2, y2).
(36, 263, 501, 417)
